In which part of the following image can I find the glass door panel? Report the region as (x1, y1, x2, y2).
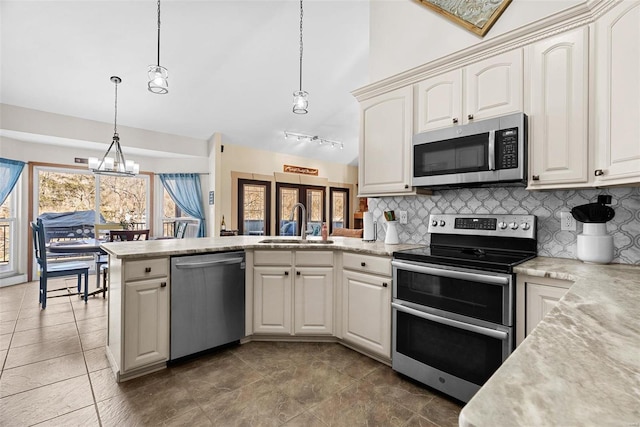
(99, 175, 148, 230)
(239, 180, 270, 236)
(279, 187, 299, 236)
(305, 188, 324, 236)
(329, 188, 349, 234)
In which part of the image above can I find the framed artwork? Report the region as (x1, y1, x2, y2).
(416, 0, 512, 37)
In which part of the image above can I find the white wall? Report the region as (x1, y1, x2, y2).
(369, 0, 583, 82)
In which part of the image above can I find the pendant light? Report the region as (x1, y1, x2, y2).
(148, 0, 169, 94)
(88, 76, 139, 176)
(292, 0, 308, 114)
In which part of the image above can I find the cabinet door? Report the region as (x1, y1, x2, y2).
(416, 69, 462, 132)
(359, 86, 414, 196)
(525, 282, 570, 336)
(124, 277, 169, 372)
(528, 27, 590, 188)
(253, 266, 293, 334)
(465, 49, 523, 123)
(342, 270, 391, 358)
(294, 267, 333, 335)
(595, 1, 640, 185)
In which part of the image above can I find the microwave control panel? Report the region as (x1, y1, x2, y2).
(496, 127, 519, 169)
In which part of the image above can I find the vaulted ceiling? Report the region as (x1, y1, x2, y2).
(0, 1, 370, 165)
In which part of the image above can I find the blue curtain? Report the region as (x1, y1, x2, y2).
(0, 158, 26, 206)
(159, 173, 206, 237)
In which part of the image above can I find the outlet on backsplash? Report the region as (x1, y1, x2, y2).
(398, 210, 408, 224)
(560, 211, 576, 231)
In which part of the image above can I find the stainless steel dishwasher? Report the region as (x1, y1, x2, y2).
(170, 251, 245, 360)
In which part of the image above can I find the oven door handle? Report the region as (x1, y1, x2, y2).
(391, 260, 509, 285)
(392, 302, 509, 341)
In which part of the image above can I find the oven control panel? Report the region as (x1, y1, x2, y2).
(428, 214, 536, 239)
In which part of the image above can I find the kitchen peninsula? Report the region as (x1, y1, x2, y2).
(101, 236, 421, 382)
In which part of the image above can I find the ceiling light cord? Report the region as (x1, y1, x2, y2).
(113, 77, 118, 135)
(156, 0, 161, 66)
(299, 0, 303, 92)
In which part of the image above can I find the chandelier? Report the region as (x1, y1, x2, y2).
(292, 0, 308, 114)
(88, 76, 139, 176)
(284, 131, 343, 149)
(148, 0, 169, 94)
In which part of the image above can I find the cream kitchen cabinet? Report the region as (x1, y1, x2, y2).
(107, 257, 170, 381)
(358, 85, 415, 196)
(416, 49, 523, 133)
(527, 27, 590, 189)
(341, 252, 392, 359)
(516, 274, 572, 346)
(252, 250, 334, 336)
(594, 0, 640, 186)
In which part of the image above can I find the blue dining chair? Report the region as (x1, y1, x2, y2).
(31, 218, 89, 308)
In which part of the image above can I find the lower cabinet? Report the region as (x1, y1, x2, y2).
(341, 253, 392, 359)
(252, 250, 334, 336)
(107, 256, 170, 381)
(123, 277, 169, 371)
(516, 274, 572, 346)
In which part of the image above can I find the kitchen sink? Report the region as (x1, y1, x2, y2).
(258, 239, 334, 244)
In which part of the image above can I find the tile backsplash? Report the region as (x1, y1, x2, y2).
(368, 186, 640, 265)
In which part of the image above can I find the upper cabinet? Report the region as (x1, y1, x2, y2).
(527, 27, 590, 188)
(358, 86, 414, 196)
(416, 50, 523, 133)
(594, 0, 640, 186)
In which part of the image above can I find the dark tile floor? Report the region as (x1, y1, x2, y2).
(0, 277, 463, 426)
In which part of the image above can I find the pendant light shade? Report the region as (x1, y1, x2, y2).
(89, 76, 139, 177)
(148, 0, 168, 94)
(292, 0, 308, 114)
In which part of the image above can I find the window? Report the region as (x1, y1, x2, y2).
(34, 165, 150, 239)
(162, 188, 182, 237)
(329, 187, 350, 234)
(238, 179, 271, 236)
(276, 183, 325, 236)
(0, 184, 18, 277)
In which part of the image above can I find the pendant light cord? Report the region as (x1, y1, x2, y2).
(113, 80, 118, 135)
(298, 0, 303, 92)
(156, 0, 161, 67)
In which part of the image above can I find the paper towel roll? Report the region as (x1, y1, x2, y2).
(363, 212, 375, 241)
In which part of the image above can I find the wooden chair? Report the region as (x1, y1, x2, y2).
(109, 229, 150, 241)
(93, 223, 126, 296)
(31, 218, 89, 309)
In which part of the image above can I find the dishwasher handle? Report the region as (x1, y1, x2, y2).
(173, 257, 245, 269)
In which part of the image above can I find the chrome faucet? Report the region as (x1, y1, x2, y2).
(289, 202, 307, 240)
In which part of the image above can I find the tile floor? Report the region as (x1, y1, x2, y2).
(0, 277, 463, 426)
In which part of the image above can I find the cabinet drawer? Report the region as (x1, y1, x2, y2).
(124, 258, 168, 282)
(343, 252, 391, 276)
(254, 250, 293, 266)
(295, 251, 334, 266)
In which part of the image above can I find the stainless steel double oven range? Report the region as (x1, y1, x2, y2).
(391, 214, 537, 403)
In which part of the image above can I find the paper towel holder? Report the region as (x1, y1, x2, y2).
(363, 221, 377, 242)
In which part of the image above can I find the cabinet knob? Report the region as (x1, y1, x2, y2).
(594, 169, 604, 176)
(284, 271, 289, 276)
(145, 267, 151, 273)
(452, 118, 459, 124)
(468, 114, 474, 120)
(296, 271, 301, 276)
(160, 282, 167, 287)
(532, 175, 540, 181)
(361, 262, 366, 267)
(404, 184, 409, 189)
(382, 282, 388, 288)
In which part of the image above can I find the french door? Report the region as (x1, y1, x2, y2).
(275, 183, 325, 237)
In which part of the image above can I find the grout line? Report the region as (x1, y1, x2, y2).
(0, 287, 27, 378)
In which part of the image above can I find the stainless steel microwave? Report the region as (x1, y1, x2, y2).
(412, 113, 527, 188)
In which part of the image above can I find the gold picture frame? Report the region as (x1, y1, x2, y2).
(416, 0, 512, 37)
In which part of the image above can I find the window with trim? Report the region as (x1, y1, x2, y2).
(276, 183, 325, 236)
(329, 187, 349, 234)
(0, 184, 18, 277)
(238, 179, 271, 236)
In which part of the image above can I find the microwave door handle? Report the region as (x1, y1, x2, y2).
(488, 130, 496, 171)
(392, 302, 508, 341)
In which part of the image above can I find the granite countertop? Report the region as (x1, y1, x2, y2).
(459, 256, 640, 427)
(101, 235, 423, 259)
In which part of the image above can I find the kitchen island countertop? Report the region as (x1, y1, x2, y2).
(459, 256, 640, 426)
(101, 235, 423, 259)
